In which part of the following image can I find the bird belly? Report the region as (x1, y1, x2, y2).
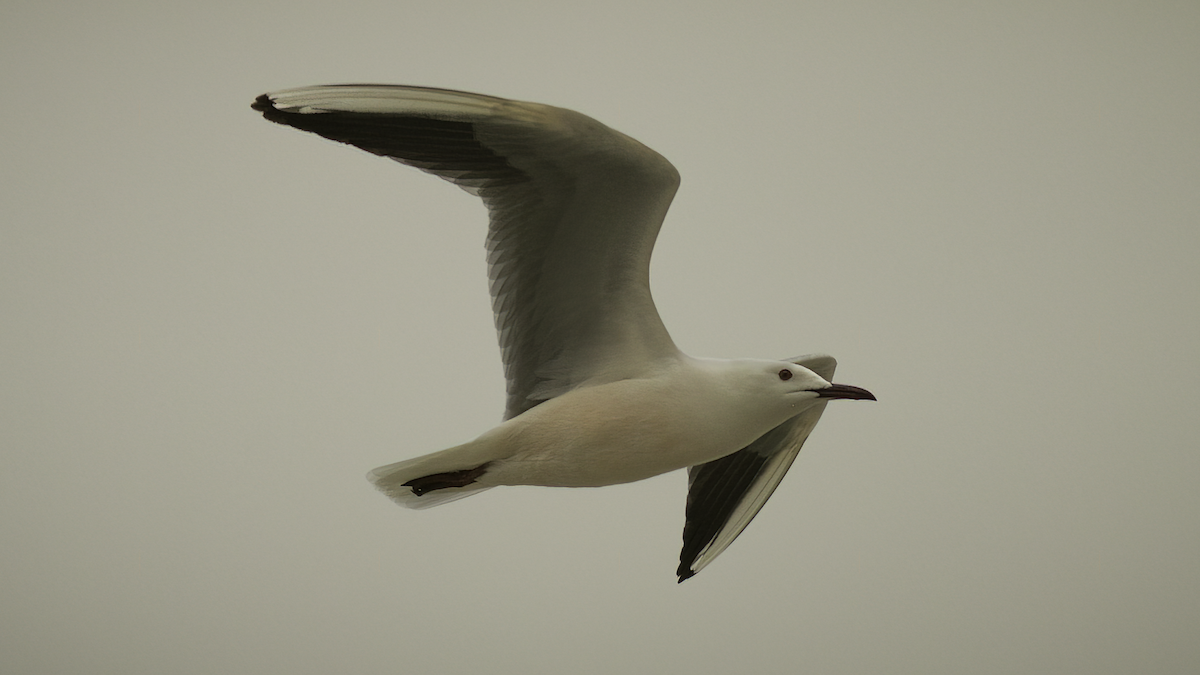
(477, 379, 766, 488)
(484, 434, 712, 487)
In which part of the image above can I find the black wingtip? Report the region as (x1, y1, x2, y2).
(677, 567, 696, 583)
(250, 93, 274, 113)
(251, 94, 297, 127)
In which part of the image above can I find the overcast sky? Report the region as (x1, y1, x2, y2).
(3, 1, 1198, 673)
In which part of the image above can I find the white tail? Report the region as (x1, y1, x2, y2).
(366, 439, 504, 510)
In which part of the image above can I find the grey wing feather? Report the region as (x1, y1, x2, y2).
(253, 85, 681, 419)
(677, 354, 837, 581)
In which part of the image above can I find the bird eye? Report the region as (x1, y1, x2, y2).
(778, 369, 792, 381)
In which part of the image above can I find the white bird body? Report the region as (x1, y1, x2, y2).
(252, 85, 874, 580)
(374, 357, 833, 496)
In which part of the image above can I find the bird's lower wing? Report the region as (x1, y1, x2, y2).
(677, 354, 837, 581)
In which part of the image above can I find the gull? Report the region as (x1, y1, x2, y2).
(251, 85, 875, 582)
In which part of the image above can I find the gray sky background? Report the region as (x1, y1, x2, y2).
(3, 2, 1198, 673)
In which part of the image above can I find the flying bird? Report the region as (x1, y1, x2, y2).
(251, 85, 875, 581)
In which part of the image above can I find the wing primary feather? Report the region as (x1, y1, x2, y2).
(677, 427, 780, 581)
(253, 95, 519, 185)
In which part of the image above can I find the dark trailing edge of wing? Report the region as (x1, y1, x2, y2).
(677, 422, 794, 582)
(251, 94, 520, 183)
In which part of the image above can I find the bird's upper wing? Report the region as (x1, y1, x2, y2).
(253, 85, 681, 418)
(677, 354, 838, 581)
